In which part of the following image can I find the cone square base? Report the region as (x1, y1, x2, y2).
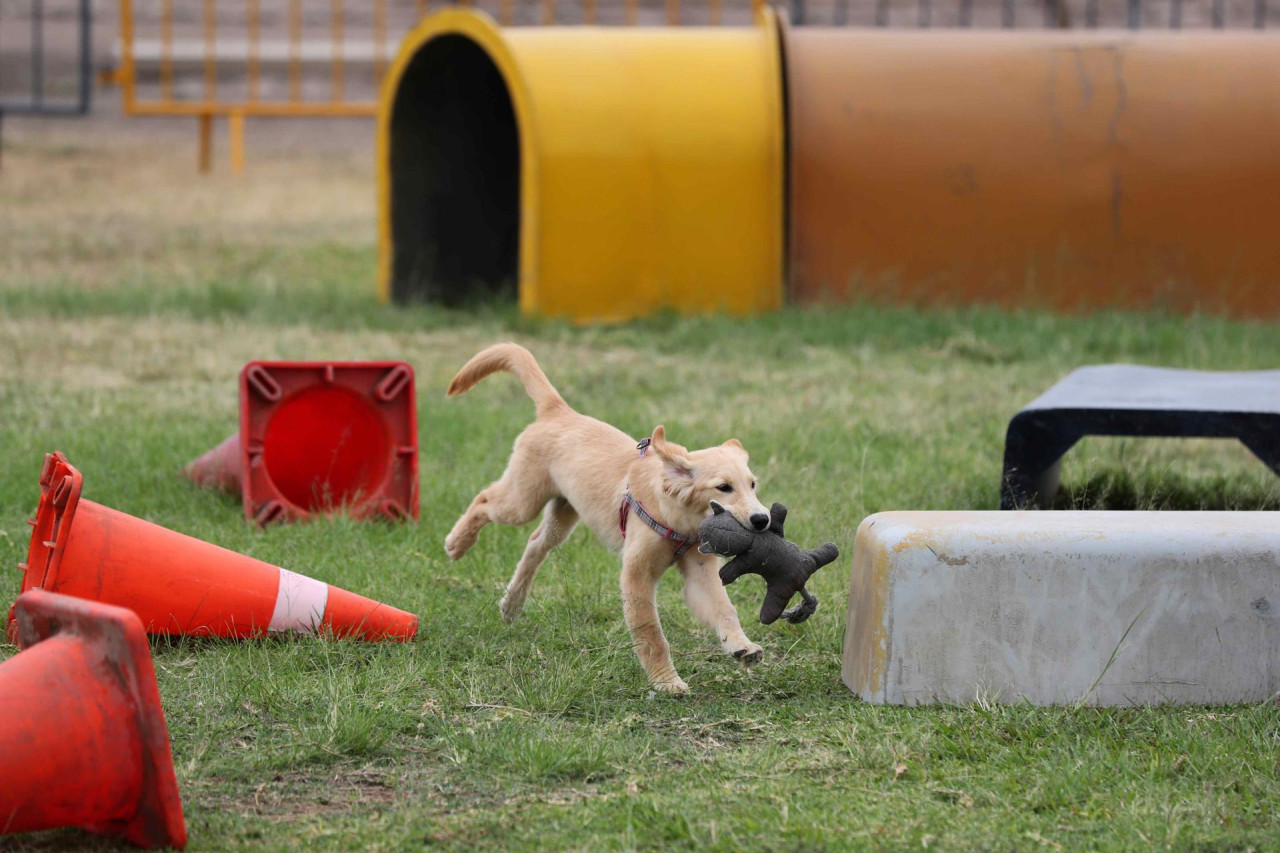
(239, 361, 419, 525)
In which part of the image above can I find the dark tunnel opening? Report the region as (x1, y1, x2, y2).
(389, 35, 519, 305)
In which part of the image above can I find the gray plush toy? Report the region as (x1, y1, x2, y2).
(698, 501, 839, 625)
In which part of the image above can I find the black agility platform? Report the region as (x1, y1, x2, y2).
(1001, 365, 1280, 509)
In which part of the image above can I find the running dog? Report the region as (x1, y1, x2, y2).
(445, 343, 769, 693)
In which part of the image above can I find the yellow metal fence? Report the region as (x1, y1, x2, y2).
(114, 0, 753, 173)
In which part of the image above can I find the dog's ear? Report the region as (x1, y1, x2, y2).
(651, 426, 694, 478)
(721, 438, 748, 460)
(651, 425, 696, 498)
(651, 425, 675, 456)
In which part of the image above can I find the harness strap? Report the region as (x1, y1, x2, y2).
(619, 439, 699, 562)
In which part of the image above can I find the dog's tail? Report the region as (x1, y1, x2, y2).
(446, 343, 569, 418)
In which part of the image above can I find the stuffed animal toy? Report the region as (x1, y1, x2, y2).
(698, 501, 839, 625)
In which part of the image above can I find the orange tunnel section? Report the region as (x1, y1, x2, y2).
(783, 27, 1280, 318)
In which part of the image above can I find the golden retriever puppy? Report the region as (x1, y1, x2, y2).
(445, 343, 768, 693)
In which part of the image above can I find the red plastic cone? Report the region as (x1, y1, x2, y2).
(180, 432, 241, 492)
(182, 361, 419, 525)
(9, 452, 418, 643)
(1, 589, 187, 849)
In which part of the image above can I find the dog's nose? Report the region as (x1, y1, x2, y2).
(750, 513, 769, 531)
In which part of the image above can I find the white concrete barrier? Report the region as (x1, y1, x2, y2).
(843, 511, 1280, 706)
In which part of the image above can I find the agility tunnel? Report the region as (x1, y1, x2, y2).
(783, 27, 1280, 316)
(378, 8, 784, 323)
(381, 12, 1280, 321)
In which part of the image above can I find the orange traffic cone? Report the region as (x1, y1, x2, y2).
(182, 361, 419, 525)
(9, 452, 418, 643)
(181, 432, 241, 492)
(1, 589, 187, 849)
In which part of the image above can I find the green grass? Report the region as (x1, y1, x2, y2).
(2, 289, 1278, 851)
(2, 144, 1278, 851)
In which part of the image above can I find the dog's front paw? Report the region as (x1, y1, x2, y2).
(652, 677, 690, 695)
(443, 530, 471, 561)
(732, 643, 764, 666)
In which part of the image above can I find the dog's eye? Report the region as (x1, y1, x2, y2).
(716, 484, 734, 493)
(751, 480, 756, 490)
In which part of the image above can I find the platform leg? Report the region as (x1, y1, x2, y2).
(1000, 418, 1080, 509)
(1240, 430, 1280, 479)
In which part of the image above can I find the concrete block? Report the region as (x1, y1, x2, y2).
(843, 511, 1280, 706)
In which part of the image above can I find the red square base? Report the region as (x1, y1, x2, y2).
(238, 361, 418, 524)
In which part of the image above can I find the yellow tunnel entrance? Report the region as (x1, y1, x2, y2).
(380, 9, 784, 323)
(386, 34, 519, 305)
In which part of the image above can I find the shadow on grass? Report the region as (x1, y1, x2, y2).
(1054, 470, 1280, 511)
(0, 830, 135, 852)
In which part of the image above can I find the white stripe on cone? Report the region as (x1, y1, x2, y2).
(268, 568, 329, 633)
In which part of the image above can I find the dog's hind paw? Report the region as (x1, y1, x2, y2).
(732, 643, 764, 666)
(652, 677, 690, 695)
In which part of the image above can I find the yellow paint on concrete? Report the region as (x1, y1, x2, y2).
(843, 515, 892, 700)
(378, 8, 784, 323)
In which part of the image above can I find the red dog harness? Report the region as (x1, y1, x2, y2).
(619, 438, 700, 562)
